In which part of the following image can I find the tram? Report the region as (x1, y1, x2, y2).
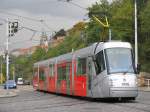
(33, 41, 138, 100)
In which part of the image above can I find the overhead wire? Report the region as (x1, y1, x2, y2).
(41, 20, 55, 32)
(67, 1, 87, 10)
(0, 0, 89, 49)
(0, 11, 55, 32)
(0, 10, 42, 22)
(58, 0, 87, 10)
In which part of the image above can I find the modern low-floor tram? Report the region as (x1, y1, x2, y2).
(33, 41, 138, 100)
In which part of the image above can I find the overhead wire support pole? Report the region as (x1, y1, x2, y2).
(134, 0, 138, 68)
(6, 19, 10, 91)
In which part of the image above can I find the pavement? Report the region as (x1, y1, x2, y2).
(0, 85, 34, 98)
(0, 85, 19, 98)
(0, 88, 18, 98)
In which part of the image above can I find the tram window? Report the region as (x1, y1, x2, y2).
(62, 66, 66, 80)
(77, 58, 86, 75)
(96, 51, 105, 74)
(66, 62, 71, 76)
(66, 62, 71, 85)
(39, 70, 45, 80)
(49, 64, 54, 76)
(57, 67, 62, 84)
(57, 66, 66, 81)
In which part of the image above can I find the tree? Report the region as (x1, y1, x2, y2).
(138, 0, 150, 72)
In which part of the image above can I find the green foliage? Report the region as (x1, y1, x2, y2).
(32, 47, 47, 62)
(110, 0, 134, 42)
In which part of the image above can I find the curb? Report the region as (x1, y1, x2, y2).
(138, 87, 150, 92)
(139, 90, 150, 92)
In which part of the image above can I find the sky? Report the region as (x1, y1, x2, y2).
(0, 0, 100, 53)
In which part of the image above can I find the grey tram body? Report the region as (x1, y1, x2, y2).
(34, 41, 138, 99)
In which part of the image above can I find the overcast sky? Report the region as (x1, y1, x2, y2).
(0, 0, 100, 52)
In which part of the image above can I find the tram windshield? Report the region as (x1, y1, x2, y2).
(105, 48, 135, 74)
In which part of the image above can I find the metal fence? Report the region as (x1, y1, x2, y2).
(145, 79, 150, 88)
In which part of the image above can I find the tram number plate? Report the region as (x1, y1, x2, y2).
(122, 83, 129, 86)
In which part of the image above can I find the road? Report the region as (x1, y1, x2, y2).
(0, 86, 150, 112)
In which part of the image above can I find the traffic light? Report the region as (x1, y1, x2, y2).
(13, 22, 18, 33)
(8, 22, 14, 37)
(9, 56, 13, 64)
(8, 21, 18, 37)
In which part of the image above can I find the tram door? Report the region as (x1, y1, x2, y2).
(41, 67, 48, 91)
(66, 62, 71, 94)
(39, 68, 46, 91)
(87, 57, 93, 96)
(75, 58, 87, 96)
(87, 57, 100, 97)
(44, 67, 49, 91)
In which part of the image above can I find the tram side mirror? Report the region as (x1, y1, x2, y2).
(136, 64, 141, 74)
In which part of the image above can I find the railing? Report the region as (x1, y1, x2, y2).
(145, 79, 150, 88)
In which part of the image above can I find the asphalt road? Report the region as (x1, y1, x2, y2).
(0, 86, 150, 112)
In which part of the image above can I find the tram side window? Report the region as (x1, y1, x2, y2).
(62, 66, 66, 80)
(57, 67, 62, 82)
(57, 66, 66, 82)
(66, 62, 71, 77)
(49, 64, 54, 77)
(77, 58, 86, 75)
(39, 70, 45, 80)
(96, 51, 105, 74)
(66, 62, 71, 84)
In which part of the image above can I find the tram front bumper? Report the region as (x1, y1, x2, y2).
(109, 87, 138, 98)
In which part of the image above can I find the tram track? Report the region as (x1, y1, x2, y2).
(114, 103, 150, 112)
(111, 100, 150, 112)
(8, 98, 89, 112)
(1, 88, 150, 112)
(0, 92, 59, 104)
